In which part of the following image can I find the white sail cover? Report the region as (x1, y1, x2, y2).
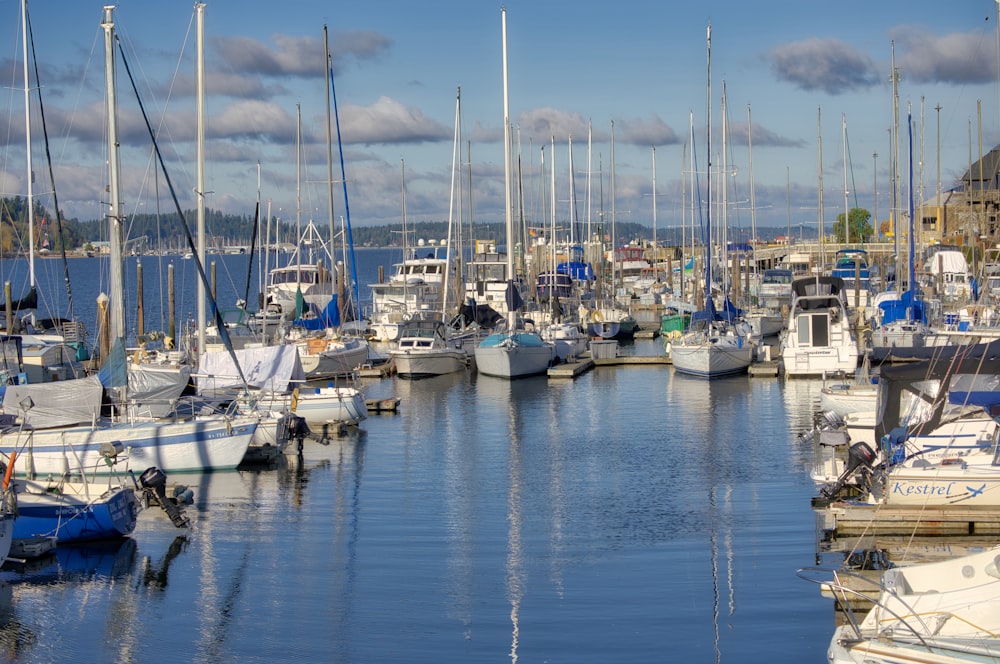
(196, 345, 305, 394)
(3, 375, 103, 428)
(128, 365, 191, 418)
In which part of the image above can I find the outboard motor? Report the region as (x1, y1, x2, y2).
(138, 466, 190, 528)
(821, 442, 877, 499)
(288, 415, 310, 453)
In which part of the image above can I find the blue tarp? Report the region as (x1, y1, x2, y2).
(878, 290, 927, 325)
(556, 261, 595, 281)
(293, 295, 340, 331)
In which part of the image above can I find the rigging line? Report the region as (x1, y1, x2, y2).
(26, 8, 74, 321)
(328, 62, 360, 317)
(844, 126, 863, 247)
(115, 35, 248, 388)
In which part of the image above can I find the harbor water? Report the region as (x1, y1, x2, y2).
(0, 250, 837, 662)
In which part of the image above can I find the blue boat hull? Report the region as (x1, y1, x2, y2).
(13, 486, 138, 543)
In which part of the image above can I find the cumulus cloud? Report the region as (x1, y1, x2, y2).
(614, 115, 680, 147)
(727, 121, 806, 148)
(891, 25, 995, 84)
(768, 38, 880, 94)
(339, 97, 451, 145)
(211, 30, 391, 79)
(514, 107, 592, 143)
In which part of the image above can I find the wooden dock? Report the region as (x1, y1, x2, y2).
(749, 360, 780, 377)
(823, 502, 1000, 536)
(366, 397, 401, 413)
(548, 359, 594, 378)
(593, 355, 671, 367)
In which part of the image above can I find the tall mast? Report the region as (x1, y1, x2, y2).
(651, 146, 657, 280)
(102, 5, 124, 341)
(704, 23, 712, 304)
(21, 0, 34, 289)
(748, 104, 757, 249)
(442, 86, 460, 318)
(324, 25, 336, 272)
(501, 7, 514, 331)
(818, 106, 824, 268)
(843, 112, 849, 244)
(195, 2, 206, 353)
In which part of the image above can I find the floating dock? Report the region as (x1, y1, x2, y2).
(822, 502, 1000, 536)
(367, 397, 401, 413)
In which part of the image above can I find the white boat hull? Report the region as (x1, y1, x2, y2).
(818, 384, 878, 417)
(2, 416, 258, 476)
(671, 343, 752, 377)
(474, 334, 553, 379)
(391, 348, 469, 377)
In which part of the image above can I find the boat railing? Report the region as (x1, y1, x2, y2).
(795, 566, 935, 648)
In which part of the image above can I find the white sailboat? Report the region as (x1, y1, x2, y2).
(670, 27, 753, 379)
(474, 9, 555, 379)
(390, 88, 473, 378)
(0, 6, 259, 477)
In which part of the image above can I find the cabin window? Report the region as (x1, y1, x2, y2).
(798, 313, 829, 347)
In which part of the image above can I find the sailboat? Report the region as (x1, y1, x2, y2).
(390, 88, 474, 378)
(670, 26, 753, 379)
(0, 6, 258, 477)
(473, 8, 555, 379)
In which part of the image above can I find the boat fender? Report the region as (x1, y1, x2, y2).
(1, 451, 13, 490)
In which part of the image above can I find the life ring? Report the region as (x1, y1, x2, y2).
(291, 387, 299, 413)
(590, 309, 604, 323)
(2, 451, 15, 490)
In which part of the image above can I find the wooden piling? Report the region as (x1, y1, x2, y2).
(136, 262, 144, 339)
(168, 263, 176, 346)
(4, 282, 11, 333)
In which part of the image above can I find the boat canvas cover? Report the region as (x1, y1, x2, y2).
(196, 344, 305, 394)
(874, 341, 1000, 442)
(2, 375, 103, 428)
(128, 366, 192, 417)
(924, 250, 969, 275)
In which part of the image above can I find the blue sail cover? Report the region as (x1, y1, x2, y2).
(293, 295, 340, 331)
(556, 261, 595, 282)
(505, 281, 524, 312)
(97, 336, 128, 389)
(878, 289, 927, 325)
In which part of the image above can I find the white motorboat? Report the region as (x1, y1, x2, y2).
(825, 547, 1000, 664)
(780, 276, 859, 378)
(389, 319, 471, 378)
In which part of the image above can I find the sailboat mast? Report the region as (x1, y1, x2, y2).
(551, 135, 557, 280)
(324, 25, 336, 272)
(610, 120, 616, 294)
(651, 146, 657, 280)
(843, 112, 849, 244)
(102, 5, 124, 342)
(442, 86, 460, 318)
(747, 105, 757, 250)
(501, 7, 514, 331)
(21, 0, 34, 289)
(907, 104, 915, 298)
(196, 2, 206, 353)
(818, 106, 825, 269)
(704, 23, 712, 303)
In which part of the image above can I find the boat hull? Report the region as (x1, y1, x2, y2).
(474, 333, 553, 379)
(391, 349, 469, 378)
(12, 480, 137, 542)
(671, 342, 752, 378)
(2, 417, 258, 476)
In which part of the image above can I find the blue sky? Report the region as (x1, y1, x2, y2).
(3, 0, 1000, 242)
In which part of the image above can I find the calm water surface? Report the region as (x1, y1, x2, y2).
(0, 250, 836, 662)
(0, 355, 833, 663)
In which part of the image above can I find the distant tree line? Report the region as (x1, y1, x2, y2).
(0, 195, 826, 254)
